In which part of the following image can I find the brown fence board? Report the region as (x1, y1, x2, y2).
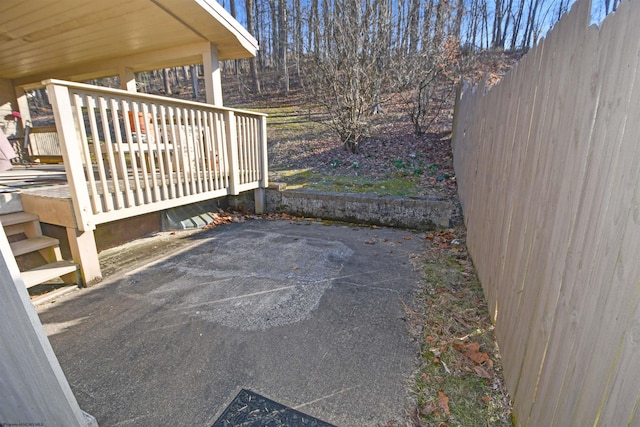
(452, 0, 640, 424)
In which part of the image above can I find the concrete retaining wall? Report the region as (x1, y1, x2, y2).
(230, 184, 459, 231)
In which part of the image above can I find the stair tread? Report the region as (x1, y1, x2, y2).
(10, 236, 60, 256)
(0, 212, 39, 226)
(22, 261, 79, 289)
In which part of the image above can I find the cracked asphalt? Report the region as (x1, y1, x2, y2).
(36, 219, 425, 426)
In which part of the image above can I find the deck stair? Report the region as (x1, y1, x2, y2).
(0, 211, 80, 289)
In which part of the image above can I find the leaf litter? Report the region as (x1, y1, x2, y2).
(407, 226, 513, 426)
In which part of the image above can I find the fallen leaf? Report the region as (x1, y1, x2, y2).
(437, 390, 450, 414)
(473, 365, 493, 379)
(420, 403, 439, 416)
(403, 235, 414, 240)
(364, 240, 375, 245)
(453, 340, 492, 366)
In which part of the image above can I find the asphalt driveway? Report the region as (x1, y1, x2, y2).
(36, 219, 425, 426)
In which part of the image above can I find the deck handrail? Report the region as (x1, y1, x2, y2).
(44, 79, 268, 232)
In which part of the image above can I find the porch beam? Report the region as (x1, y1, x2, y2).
(203, 43, 223, 106)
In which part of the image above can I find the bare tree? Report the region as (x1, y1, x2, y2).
(245, 0, 261, 93)
(277, 0, 289, 92)
(304, 0, 394, 153)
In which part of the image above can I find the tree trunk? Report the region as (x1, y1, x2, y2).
(510, 0, 526, 50)
(491, 0, 503, 48)
(408, 0, 421, 55)
(191, 65, 199, 99)
(269, 0, 279, 69)
(310, 0, 319, 54)
(245, 0, 261, 93)
(454, 0, 465, 41)
(162, 68, 172, 94)
(278, 0, 289, 92)
(229, 0, 240, 77)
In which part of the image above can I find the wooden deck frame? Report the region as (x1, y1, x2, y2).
(25, 80, 268, 285)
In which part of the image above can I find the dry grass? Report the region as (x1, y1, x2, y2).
(405, 228, 513, 426)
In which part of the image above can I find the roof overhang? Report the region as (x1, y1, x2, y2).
(0, 0, 258, 87)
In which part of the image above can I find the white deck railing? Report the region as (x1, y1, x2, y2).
(44, 79, 267, 232)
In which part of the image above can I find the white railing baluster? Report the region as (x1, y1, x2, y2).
(198, 110, 210, 192)
(140, 103, 160, 203)
(190, 108, 203, 194)
(214, 111, 227, 189)
(131, 102, 152, 204)
(174, 108, 189, 196)
(98, 96, 123, 210)
(122, 100, 144, 206)
(237, 115, 246, 184)
(166, 107, 183, 198)
(150, 104, 168, 201)
(71, 94, 99, 214)
(85, 94, 113, 214)
(249, 116, 257, 183)
(202, 111, 214, 191)
(110, 98, 134, 208)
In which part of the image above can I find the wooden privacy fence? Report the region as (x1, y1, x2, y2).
(45, 79, 268, 231)
(452, 0, 640, 425)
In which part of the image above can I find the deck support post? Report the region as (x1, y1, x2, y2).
(254, 188, 266, 214)
(66, 227, 101, 286)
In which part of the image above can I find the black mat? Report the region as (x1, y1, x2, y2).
(212, 389, 337, 427)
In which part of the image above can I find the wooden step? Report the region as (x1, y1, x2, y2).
(21, 261, 79, 289)
(1, 212, 42, 238)
(10, 236, 60, 257)
(0, 212, 39, 227)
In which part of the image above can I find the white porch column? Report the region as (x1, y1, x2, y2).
(203, 43, 223, 106)
(0, 227, 97, 427)
(119, 67, 137, 92)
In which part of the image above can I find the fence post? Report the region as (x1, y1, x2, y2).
(45, 81, 94, 232)
(224, 110, 240, 195)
